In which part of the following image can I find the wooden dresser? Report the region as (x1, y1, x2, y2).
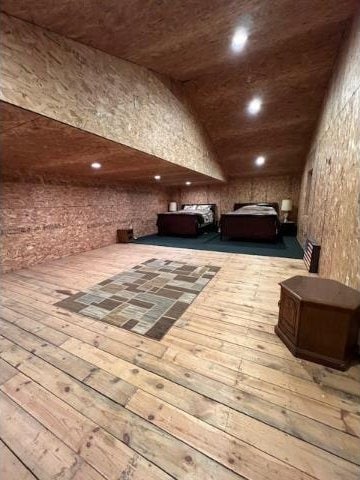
(275, 276, 360, 370)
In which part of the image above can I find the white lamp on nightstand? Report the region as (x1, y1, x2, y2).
(281, 199, 292, 223)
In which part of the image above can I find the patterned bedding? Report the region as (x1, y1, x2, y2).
(227, 205, 277, 216)
(160, 208, 214, 225)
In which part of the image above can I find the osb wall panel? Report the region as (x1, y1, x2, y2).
(0, 181, 168, 273)
(0, 14, 224, 181)
(298, 10, 360, 290)
(175, 175, 301, 221)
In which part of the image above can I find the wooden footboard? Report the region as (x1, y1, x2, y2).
(157, 214, 200, 236)
(220, 215, 278, 241)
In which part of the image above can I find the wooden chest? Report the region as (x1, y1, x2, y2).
(275, 276, 360, 370)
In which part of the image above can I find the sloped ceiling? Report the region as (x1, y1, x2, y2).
(1, 0, 358, 178)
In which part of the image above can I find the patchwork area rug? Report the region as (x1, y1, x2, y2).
(55, 258, 220, 340)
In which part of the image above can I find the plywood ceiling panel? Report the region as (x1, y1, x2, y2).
(2, 0, 356, 79)
(0, 102, 219, 186)
(1, 14, 225, 182)
(1, 0, 357, 177)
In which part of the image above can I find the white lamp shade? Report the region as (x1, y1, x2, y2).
(281, 199, 292, 212)
(169, 202, 177, 212)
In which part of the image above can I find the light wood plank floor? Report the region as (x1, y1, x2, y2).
(0, 244, 359, 480)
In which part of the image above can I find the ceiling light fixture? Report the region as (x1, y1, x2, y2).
(185, 181, 192, 186)
(231, 27, 248, 53)
(247, 97, 262, 115)
(91, 162, 102, 169)
(154, 175, 161, 180)
(255, 156, 266, 166)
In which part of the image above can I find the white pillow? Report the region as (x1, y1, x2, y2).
(241, 205, 255, 210)
(196, 204, 211, 211)
(183, 205, 197, 210)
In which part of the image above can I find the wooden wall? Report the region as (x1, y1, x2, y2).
(298, 10, 360, 290)
(0, 13, 224, 182)
(0, 181, 168, 273)
(174, 175, 301, 221)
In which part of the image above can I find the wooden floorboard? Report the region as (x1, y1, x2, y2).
(1, 243, 359, 480)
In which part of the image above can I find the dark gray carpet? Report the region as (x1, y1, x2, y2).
(135, 232, 304, 259)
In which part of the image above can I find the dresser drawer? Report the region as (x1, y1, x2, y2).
(278, 290, 299, 340)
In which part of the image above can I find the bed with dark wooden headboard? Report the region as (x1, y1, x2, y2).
(220, 202, 280, 242)
(157, 203, 217, 236)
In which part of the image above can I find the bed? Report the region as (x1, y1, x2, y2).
(220, 202, 280, 242)
(157, 204, 217, 236)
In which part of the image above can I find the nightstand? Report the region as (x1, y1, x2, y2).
(279, 221, 297, 236)
(117, 228, 134, 243)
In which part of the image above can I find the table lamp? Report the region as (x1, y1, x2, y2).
(281, 199, 292, 223)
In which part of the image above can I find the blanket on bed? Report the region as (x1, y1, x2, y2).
(227, 205, 277, 216)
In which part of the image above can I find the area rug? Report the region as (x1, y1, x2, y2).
(55, 258, 220, 340)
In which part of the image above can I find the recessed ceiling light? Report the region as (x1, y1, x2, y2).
(154, 175, 161, 180)
(255, 156, 266, 166)
(91, 162, 101, 169)
(185, 181, 192, 186)
(247, 97, 262, 115)
(231, 27, 248, 53)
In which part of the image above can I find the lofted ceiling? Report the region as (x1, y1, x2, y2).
(1, 102, 218, 186)
(1, 0, 358, 179)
